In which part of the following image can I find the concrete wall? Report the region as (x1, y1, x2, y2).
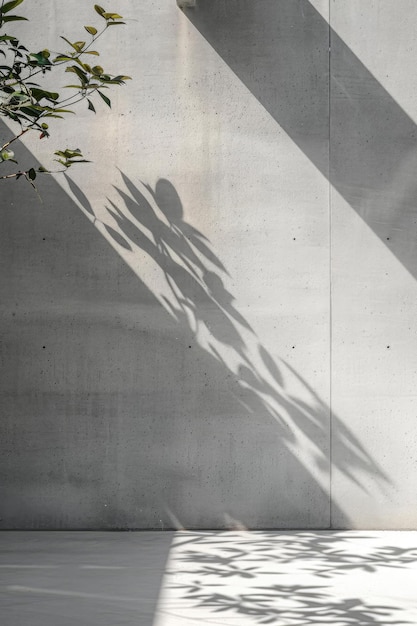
(0, 0, 416, 529)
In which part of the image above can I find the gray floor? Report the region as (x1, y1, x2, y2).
(0, 532, 172, 626)
(1, 531, 417, 625)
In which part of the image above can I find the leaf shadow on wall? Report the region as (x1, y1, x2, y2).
(0, 116, 391, 529)
(68, 170, 390, 529)
(183, 0, 417, 280)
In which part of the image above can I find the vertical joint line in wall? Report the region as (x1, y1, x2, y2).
(328, 0, 333, 530)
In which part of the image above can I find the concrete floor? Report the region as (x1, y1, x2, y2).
(1, 531, 417, 626)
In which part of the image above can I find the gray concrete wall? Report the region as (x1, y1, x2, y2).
(0, 0, 416, 529)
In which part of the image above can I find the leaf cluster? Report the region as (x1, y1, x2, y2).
(0, 0, 130, 184)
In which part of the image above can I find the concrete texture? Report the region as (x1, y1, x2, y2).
(1, 531, 417, 625)
(155, 530, 417, 625)
(1, 0, 417, 528)
(0, 531, 172, 626)
(0, 131, 335, 529)
(330, 1, 417, 528)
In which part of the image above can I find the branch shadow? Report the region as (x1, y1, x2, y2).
(88, 170, 390, 527)
(0, 119, 392, 530)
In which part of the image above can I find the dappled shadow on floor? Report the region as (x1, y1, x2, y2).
(155, 531, 417, 625)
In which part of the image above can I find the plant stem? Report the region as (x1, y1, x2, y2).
(1, 127, 29, 150)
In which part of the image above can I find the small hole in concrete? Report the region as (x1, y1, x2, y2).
(386, 237, 390, 240)
(42, 346, 46, 349)
(387, 345, 390, 349)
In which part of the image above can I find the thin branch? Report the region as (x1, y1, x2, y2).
(0, 166, 69, 180)
(57, 85, 101, 107)
(0, 170, 26, 179)
(24, 24, 109, 83)
(1, 127, 29, 150)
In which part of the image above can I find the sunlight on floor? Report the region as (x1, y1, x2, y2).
(153, 531, 417, 626)
(1, 531, 417, 625)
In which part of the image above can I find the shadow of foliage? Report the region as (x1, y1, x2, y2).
(68, 172, 390, 528)
(161, 531, 417, 625)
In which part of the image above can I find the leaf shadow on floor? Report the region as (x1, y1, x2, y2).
(161, 531, 417, 625)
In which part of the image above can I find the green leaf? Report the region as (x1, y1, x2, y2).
(52, 55, 73, 62)
(10, 91, 30, 102)
(55, 148, 82, 159)
(84, 25, 98, 35)
(102, 12, 123, 19)
(87, 98, 96, 112)
(73, 57, 89, 69)
(19, 105, 42, 117)
(81, 83, 102, 89)
(30, 88, 59, 102)
(60, 36, 82, 52)
(106, 21, 125, 25)
(98, 90, 111, 107)
(73, 41, 86, 51)
(84, 50, 100, 56)
(0, 0, 25, 14)
(77, 61, 92, 73)
(94, 4, 106, 16)
(28, 168, 37, 180)
(54, 145, 91, 168)
(92, 65, 103, 75)
(45, 107, 74, 114)
(30, 52, 51, 66)
(65, 65, 88, 84)
(99, 77, 125, 84)
(0, 15, 28, 22)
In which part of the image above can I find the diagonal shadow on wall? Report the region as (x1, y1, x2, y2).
(182, 0, 417, 280)
(0, 122, 388, 531)
(74, 168, 390, 529)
